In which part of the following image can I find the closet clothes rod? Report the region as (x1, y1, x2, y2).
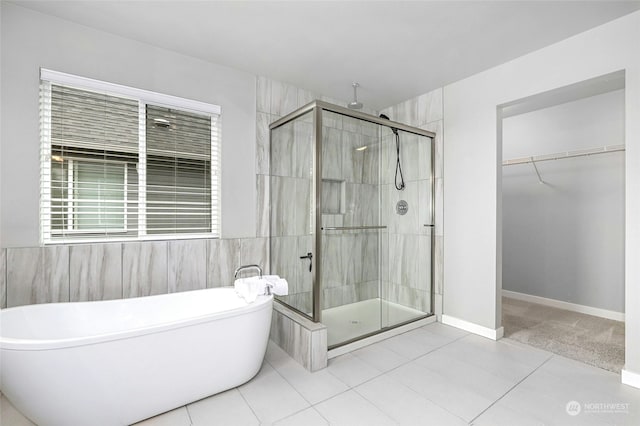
(503, 144, 625, 166)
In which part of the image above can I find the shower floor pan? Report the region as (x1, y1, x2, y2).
(322, 298, 429, 347)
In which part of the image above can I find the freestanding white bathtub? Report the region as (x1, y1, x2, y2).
(0, 287, 273, 426)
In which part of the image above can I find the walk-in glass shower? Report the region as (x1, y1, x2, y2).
(269, 101, 435, 348)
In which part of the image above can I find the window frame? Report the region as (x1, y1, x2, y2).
(40, 68, 222, 244)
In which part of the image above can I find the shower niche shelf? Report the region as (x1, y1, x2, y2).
(321, 179, 346, 215)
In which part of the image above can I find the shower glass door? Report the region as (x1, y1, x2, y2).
(319, 111, 434, 347)
(379, 129, 433, 331)
(268, 100, 435, 348)
(269, 109, 315, 317)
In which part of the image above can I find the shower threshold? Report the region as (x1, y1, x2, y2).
(323, 298, 433, 349)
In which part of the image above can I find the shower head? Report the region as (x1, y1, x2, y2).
(379, 114, 398, 135)
(348, 82, 363, 109)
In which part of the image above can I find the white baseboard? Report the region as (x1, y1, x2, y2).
(441, 314, 504, 340)
(502, 290, 624, 322)
(622, 369, 640, 389)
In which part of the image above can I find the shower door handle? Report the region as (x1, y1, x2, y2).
(299, 252, 313, 272)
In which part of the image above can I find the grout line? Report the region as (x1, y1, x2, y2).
(235, 385, 262, 425)
(183, 404, 194, 426)
(468, 353, 554, 424)
(328, 327, 470, 390)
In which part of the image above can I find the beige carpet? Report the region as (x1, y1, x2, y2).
(502, 296, 625, 373)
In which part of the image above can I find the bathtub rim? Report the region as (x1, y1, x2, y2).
(0, 288, 273, 351)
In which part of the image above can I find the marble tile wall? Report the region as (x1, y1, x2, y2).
(379, 87, 444, 318)
(0, 249, 6, 308)
(168, 240, 207, 293)
(6, 246, 70, 306)
(271, 301, 327, 371)
(3, 237, 269, 308)
(70, 243, 122, 302)
(123, 241, 168, 298)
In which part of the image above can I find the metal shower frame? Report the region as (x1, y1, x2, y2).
(269, 100, 437, 328)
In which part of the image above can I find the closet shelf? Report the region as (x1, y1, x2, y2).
(503, 144, 625, 166)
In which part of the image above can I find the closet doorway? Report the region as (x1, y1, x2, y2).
(499, 72, 625, 373)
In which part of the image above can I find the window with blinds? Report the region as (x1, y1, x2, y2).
(40, 70, 221, 244)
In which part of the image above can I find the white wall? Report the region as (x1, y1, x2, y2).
(0, 3, 257, 246)
(443, 10, 640, 377)
(502, 90, 625, 313)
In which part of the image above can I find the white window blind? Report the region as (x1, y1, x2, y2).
(40, 70, 221, 244)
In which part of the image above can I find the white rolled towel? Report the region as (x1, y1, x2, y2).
(234, 277, 264, 303)
(264, 275, 289, 296)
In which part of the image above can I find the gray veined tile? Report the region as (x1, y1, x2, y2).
(271, 80, 298, 118)
(361, 233, 379, 283)
(69, 243, 122, 302)
(6, 247, 43, 307)
(294, 120, 314, 179)
(320, 107, 343, 129)
(43, 245, 69, 303)
(321, 127, 343, 180)
(398, 132, 421, 182)
(271, 121, 296, 177)
(294, 178, 312, 235)
(256, 174, 270, 238)
(270, 236, 298, 291)
(434, 235, 444, 295)
(296, 235, 313, 293)
(270, 176, 297, 237)
(168, 239, 206, 293)
(342, 131, 367, 183)
(0, 249, 6, 308)
(256, 111, 270, 175)
(418, 179, 433, 235)
(417, 132, 433, 181)
(340, 233, 363, 285)
(417, 88, 443, 125)
(297, 88, 317, 108)
(240, 238, 269, 275)
(389, 234, 420, 289)
(344, 183, 379, 228)
(256, 76, 271, 114)
(423, 120, 443, 179)
(320, 234, 343, 289)
(122, 241, 168, 298)
(435, 177, 443, 236)
(380, 134, 397, 185)
(393, 98, 419, 127)
(207, 238, 240, 287)
(361, 136, 380, 185)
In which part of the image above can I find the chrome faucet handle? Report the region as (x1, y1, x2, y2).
(233, 264, 263, 279)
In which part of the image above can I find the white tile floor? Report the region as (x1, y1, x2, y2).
(2, 322, 639, 425)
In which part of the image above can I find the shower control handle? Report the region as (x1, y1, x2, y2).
(299, 252, 313, 272)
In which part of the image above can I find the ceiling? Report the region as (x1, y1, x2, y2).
(12, 0, 640, 110)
